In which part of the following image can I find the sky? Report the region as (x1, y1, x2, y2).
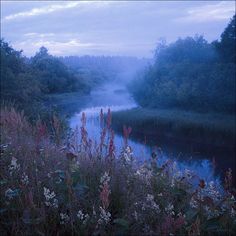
(1, 1, 235, 58)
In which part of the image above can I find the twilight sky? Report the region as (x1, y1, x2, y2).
(1, 1, 235, 58)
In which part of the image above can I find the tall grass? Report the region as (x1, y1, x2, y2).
(0, 106, 235, 235)
(112, 108, 236, 147)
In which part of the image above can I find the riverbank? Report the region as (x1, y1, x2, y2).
(112, 107, 236, 148)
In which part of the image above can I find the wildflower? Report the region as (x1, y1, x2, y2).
(146, 194, 154, 202)
(43, 187, 58, 208)
(100, 182, 110, 209)
(8, 157, 20, 174)
(60, 213, 70, 225)
(77, 210, 89, 224)
(135, 165, 153, 184)
(77, 210, 84, 220)
(143, 194, 161, 213)
(108, 130, 115, 158)
(97, 206, 111, 225)
(121, 146, 133, 163)
(165, 203, 175, 215)
(21, 172, 29, 185)
(100, 172, 111, 209)
(123, 125, 132, 146)
(100, 172, 110, 187)
(204, 181, 220, 200)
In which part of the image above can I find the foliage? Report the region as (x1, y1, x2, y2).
(0, 40, 42, 113)
(0, 41, 91, 120)
(130, 16, 236, 114)
(0, 106, 235, 235)
(31, 47, 86, 94)
(214, 14, 236, 63)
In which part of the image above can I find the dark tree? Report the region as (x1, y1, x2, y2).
(215, 14, 236, 63)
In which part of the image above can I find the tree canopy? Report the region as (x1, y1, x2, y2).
(130, 15, 236, 114)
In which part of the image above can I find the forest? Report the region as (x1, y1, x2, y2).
(129, 15, 235, 114)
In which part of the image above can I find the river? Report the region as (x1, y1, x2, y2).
(69, 83, 235, 185)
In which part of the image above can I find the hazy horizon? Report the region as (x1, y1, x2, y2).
(1, 1, 235, 58)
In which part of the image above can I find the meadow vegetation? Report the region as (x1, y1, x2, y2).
(0, 106, 235, 235)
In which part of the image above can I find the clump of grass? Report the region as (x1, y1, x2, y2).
(0, 106, 235, 235)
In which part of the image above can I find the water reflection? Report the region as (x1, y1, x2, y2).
(69, 83, 221, 185)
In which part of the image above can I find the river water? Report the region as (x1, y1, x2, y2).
(69, 83, 235, 185)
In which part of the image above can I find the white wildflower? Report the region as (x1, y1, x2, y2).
(97, 206, 111, 225)
(77, 210, 84, 220)
(44, 187, 58, 208)
(165, 203, 175, 215)
(100, 172, 110, 187)
(204, 181, 221, 200)
(77, 210, 89, 224)
(21, 172, 29, 185)
(60, 213, 70, 225)
(122, 146, 133, 163)
(143, 194, 161, 213)
(135, 165, 153, 184)
(146, 194, 154, 202)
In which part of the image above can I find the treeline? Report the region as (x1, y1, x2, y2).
(0, 42, 91, 119)
(130, 15, 236, 114)
(1, 41, 149, 119)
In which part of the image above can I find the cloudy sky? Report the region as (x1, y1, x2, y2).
(1, 1, 235, 58)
